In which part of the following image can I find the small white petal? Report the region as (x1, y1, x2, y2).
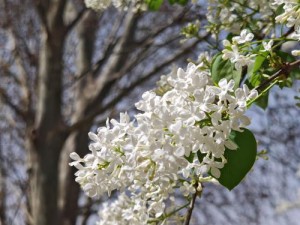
(70, 152, 81, 161)
(211, 167, 221, 178)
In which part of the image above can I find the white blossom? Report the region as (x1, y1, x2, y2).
(292, 49, 300, 56)
(232, 29, 254, 44)
(262, 40, 274, 51)
(273, 0, 300, 28)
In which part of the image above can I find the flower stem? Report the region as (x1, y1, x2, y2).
(184, 183, 202, 225)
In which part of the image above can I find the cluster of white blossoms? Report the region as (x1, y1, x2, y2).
(222, 29, 258, 70)
(84, 0, 146, 11)
(97, 193, 148, 225)
(206, 0, 275, 35)
(97, 193, 184, 225)
(273, 0, 300, 28)
(70, 60, 258, 223)
(273, 1, 300, 56)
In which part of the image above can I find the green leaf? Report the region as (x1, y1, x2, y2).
(247, 49, 269, 88)
(245, 79, 269, 110)
(255, 91, 269, 109)
(146, 0, 163, 10)
(185, 152, 195, 163)
(276, 50, 295, 63)
(252, 51, 269, 74)
(215, 128, 257, 190)
(275, 3, 284, 16)
(168, 0, 188, 5)
(211, 54, 242, 89)
(197, 151, 206, 163)
(248, 72, 262, 87)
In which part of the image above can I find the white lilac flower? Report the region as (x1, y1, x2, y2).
(222, 44, 255, 70)
(97, 193, 149, 225)
(70, 60, 257, 223)
(292, 49, 300, 56)
(232, 29, 254, 44)
(222, 30, 257, 70)
(273, 0, 300, 28)
(262, 40, 274, 51)
(179, 181, 196, 196)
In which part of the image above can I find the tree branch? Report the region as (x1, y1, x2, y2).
(256, 59, 300, 93)
(32, 0, 51, 35)
(68, 39, 201, 131)
(184, 183, 202, 225)
(66, 12, 124, 87)
(65, 8, 87, 34)
(0, 87, 28, 121)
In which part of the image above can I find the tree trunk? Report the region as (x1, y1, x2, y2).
(29, 1, 68, 223)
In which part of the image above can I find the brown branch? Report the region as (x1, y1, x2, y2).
(80, 198, 94, 225)
(32, 0, 51, 35)
(3, 0, 37, 68)
(90, 12, 126, 77)
(0, 87, 28, 121)
(136, 7, 190, 47)
(107, 35, 181, 83)
(65, 8, 87, 33)
(256, 59, 300, 93)
(66, 12, 124, 87)
(68, 8, 196, 88)
(283, 26, 294, 38)
(184, 183, 202, 225)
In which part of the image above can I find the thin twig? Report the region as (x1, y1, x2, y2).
(256, 59, 300, 93)
(65, 8, 87, 33)
(184, 183, 202, 225)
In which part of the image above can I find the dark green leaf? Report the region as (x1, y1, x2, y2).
(211, 54, 242, 89)
(168, 0, 188, 5)
(275, 3, 284, 16)
(185, 152, 195, 163)
(276, 50, 295, 63)
(215, 128, 257, 190)
(255, 91, 269, 109)
(197, 151, 206, 163)
(147, 0, 163, 10)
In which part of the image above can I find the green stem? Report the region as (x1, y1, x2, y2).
(147, 202, 190, 224)
(247, 80, 278, 108)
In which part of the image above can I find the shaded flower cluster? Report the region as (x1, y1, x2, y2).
(70, 61, 257, 223)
